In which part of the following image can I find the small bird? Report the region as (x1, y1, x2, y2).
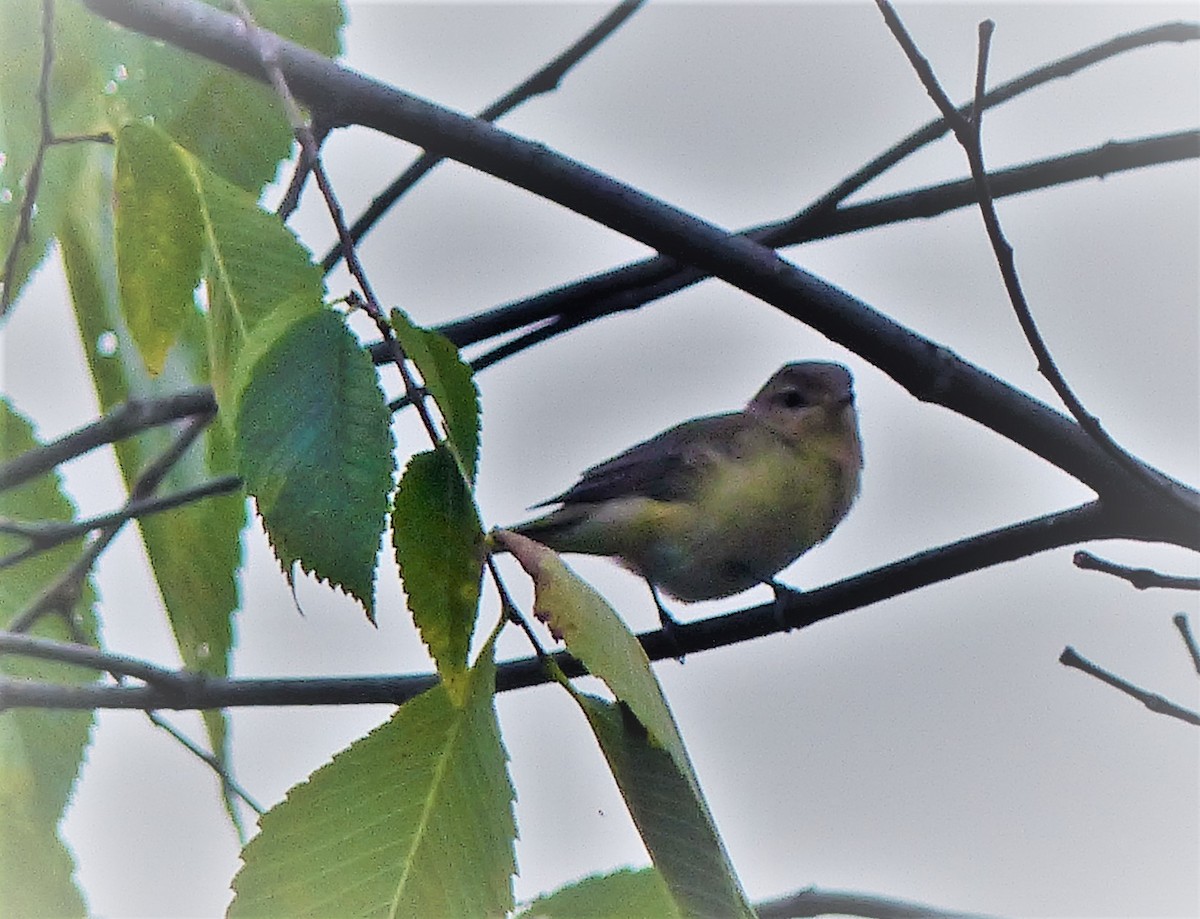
(510, 362, 862, 634)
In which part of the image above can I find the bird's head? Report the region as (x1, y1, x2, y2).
(746, 361, 857, 441)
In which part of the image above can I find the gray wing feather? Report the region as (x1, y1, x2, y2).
(535, 413, 746, 506)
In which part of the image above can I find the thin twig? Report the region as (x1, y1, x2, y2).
(1073, 551, 1200, 591)
(755, 886, 1003, 919)
(0, 0, 112, 316)
(972, 21, 994, 129)
(0, 388, 217, 492)
(0, 475, 242, 571)
(144, 710, 266, 815)
(321, 0, 645, 272)
(1172, 614, 1200, 674)
(1060, 646, 1200, 727)
(487, 554, 548, 659)
(1, 635, 266, 816)
(7, 414, 213, 633)
(875, 0, 1188, 510)
(410, 131, 1199, 375)
(0, 0, 56, 316)
(274, 116, 330, 220)
(0, 632, 186, 690)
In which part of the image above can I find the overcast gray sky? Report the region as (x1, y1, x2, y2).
(3, 2, 1197, 916)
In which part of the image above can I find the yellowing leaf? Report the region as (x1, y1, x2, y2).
(114, 123, 203, 375)
(496, 531, 754, 919)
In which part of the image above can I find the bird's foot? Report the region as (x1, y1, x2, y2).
(648, 582, 686, 663)
(769, 579, 802, 632)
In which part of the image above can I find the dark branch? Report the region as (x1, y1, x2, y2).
(7, 414, 214, 633)
(1172, 614, 1200, 674)
(1059, 646, 1200, 727)
(0, 632, 186, 690)
(1072, 551, 1200, 591)
(0, 500, 1158, 711)
(422, 131, 1198, 380)
(0, 475, 243, 571)
(774, 21, 1198, 242)
(755, 886, 1003, 919)
(0, 0, 56, 317)
(876, 0, 1188, 511)
(321, 0, 646, 272)
(0, 388, 217, 492)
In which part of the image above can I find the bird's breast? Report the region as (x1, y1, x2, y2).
(633, 435, 859, 601)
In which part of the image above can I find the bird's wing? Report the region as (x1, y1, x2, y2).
(536, 413, 749, 506)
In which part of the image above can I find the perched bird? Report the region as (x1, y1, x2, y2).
(510, 362, 862, 633)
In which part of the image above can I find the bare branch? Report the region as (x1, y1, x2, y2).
(0, 630, 265, 814)
(424, 131, 1198, 388)
(0, 0, 57, 318)
(0, 631, 186, 691)
(415, 14, 1200, 355)
(781, 21, 1199, 232)
(274, 117, 331, 220)
(1172, 614, 1200, 674)
(0, 475, 243, 570)
(144, 710, 266, 816)
(7, 414, 213, 633)
(0, 0, 112, 316)
(755, 886, 1003, 919)
(1073, 551, 1200, 591)
(1059, 646, 1200, 727)
(321, 0, 646, 272)
(0, 500, 1157, 712)
(875, 1, 1191, 511)
(0, 388, 217, 492)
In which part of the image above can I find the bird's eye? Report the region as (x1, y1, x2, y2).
(779, 389, 807, 409)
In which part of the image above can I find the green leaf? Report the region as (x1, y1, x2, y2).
(495, 532, 753, 919)
(0, 0, 342, 309)
(60, 144, 245, 828)
(190, 148, 326, 410)
(388, 308, 481, 482)
(1, 0, 339, 842)
(124, 0, 344, 191)
(228, 633, 516, 919)
(393, 448, 484, 703)
(236, 308, 395, 617)
(0, 806, 86, 919)
(572, 696, 754, 919)
(0, 400, 97, 919)
(114, 122, 204, 375)
(42, 121, 327, 418)
(517, 867, 679, 919)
